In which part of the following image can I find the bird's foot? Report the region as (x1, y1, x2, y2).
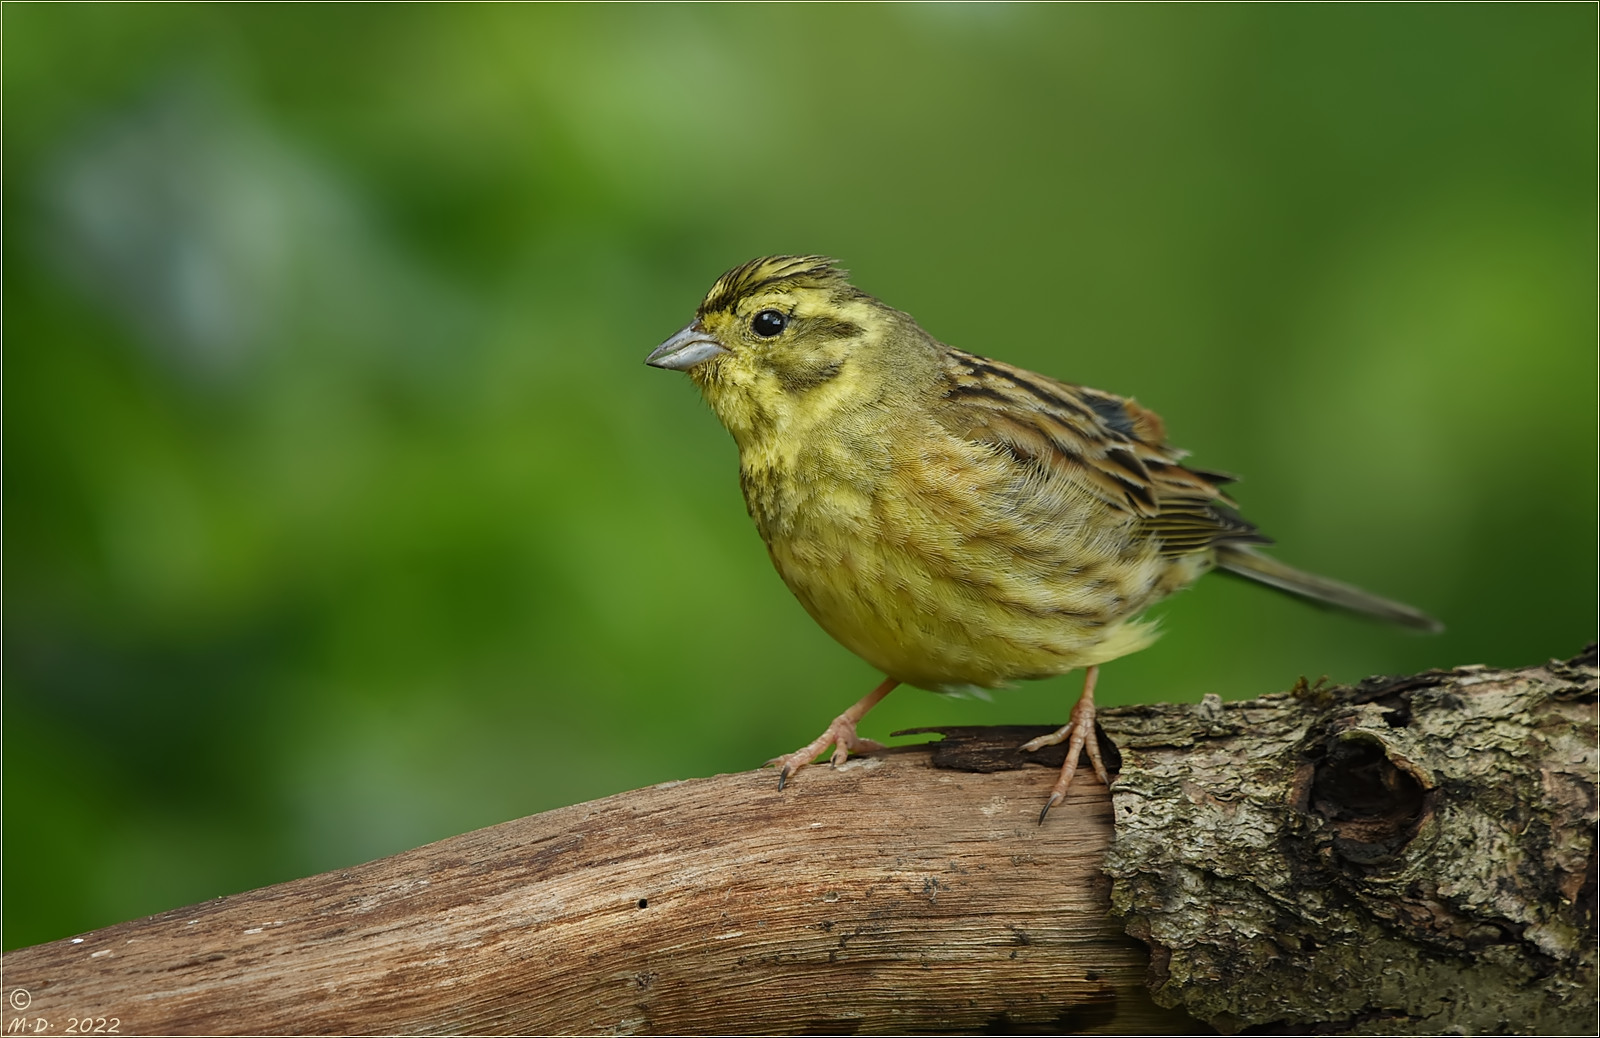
(1021, 666, 1108, 823)
(766, 716, 887, 790)
(766, 678, 899, 790)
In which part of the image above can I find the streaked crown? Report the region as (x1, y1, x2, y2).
(698, 256, 857, 316)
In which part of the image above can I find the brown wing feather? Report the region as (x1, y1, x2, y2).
(933, 349, 1269, 557)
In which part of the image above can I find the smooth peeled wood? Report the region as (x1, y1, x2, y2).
(0, 749, 1200, 1035)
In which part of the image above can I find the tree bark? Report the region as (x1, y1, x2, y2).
(1100, 646, 1597, 1035)
(2, 648, 1593, 1036)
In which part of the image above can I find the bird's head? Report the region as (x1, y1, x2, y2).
(647, 256, 924, 446)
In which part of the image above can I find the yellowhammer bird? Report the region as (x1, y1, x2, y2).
(647, 256, 1440, 820)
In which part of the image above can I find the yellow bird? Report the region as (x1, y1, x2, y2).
(647, 256, 1440, 819)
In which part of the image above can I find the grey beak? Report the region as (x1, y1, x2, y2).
(646, 323, 728, 371)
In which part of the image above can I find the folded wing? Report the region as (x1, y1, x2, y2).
(932, 348, 1267, 558)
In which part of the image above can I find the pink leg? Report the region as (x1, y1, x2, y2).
(767, 677, 899, 789)
(1020, 665, 1109, 822)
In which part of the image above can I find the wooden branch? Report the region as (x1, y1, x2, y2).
(1099, 646, 1597, 1035)
(2, 648, 1593, 1036)
(0, 751, 1200, 1035)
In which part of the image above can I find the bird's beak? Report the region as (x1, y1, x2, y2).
(646, 322, 728, 371)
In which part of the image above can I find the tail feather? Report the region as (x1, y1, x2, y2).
(1215, 546, 1443, 633)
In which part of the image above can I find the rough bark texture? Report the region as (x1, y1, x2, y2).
(1098, 647, 1596, 1035)
(2, 649, 1592, 1036)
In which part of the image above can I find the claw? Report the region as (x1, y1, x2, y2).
(1023, 665, 1109, 821)
(768, 678, 898, 788)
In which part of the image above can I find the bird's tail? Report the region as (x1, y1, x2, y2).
(1215, 545, 1443, 633)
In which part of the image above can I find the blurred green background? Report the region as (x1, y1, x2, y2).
(4, 4, 1594, 950)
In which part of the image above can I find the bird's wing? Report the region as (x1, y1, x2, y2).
(932, 349, 1268, 556)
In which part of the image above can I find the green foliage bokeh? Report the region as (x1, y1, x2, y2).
(4, 3, 1594, 949)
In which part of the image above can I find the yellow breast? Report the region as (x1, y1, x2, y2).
(739, 412, 1205, 692)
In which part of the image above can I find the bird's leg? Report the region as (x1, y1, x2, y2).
(767, 677, 899, 790)
(1020, 665, 1109, 822)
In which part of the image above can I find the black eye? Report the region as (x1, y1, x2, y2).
(751, 310, 789, 338)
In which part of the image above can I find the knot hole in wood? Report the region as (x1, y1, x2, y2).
(1292, 730, 1436, 869)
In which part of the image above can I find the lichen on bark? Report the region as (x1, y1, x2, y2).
(1099, 646, 1597, 1035)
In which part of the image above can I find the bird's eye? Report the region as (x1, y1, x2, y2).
(751, 310, 789, 338)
